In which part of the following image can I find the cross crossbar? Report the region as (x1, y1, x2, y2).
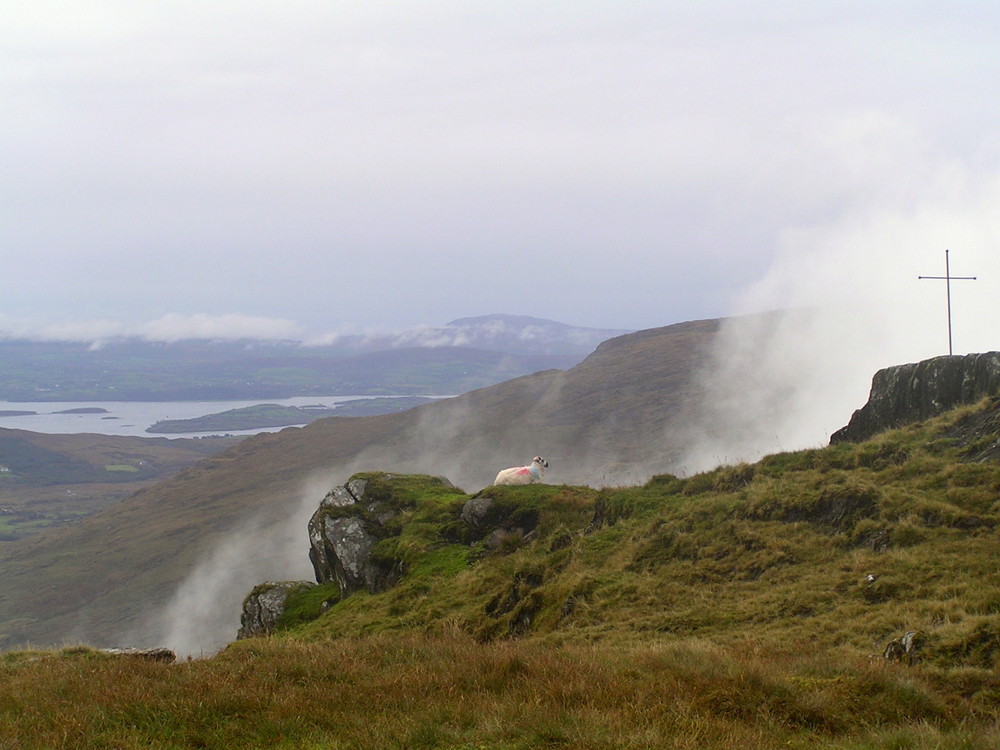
(918, 249, 976, 355)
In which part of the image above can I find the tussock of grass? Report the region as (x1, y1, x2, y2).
(3, 635, 999, 749)
(275, 583, 339, 632)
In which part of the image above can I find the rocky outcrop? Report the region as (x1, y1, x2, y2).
(309, 478, 377, 593)
(239, 472, 567, 644)
(237, 473, 463, 641)
(237, 581, 315, 639)
(308, 473, 445, 594)
(459, 492, 541, 550)
(831, 352, 1000, 443)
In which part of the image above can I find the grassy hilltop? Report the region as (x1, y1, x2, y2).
(3, 396, 1000, 748)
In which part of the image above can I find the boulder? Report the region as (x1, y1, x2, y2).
(460, 496, 495, 529)
(238, 580, 315, 639)
(307, 474, 412, 595)
(832, 352, 1000, 443)
(459, 492, 539, 550)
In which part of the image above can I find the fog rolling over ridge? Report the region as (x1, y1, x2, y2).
(131, 474, 330, 658)
(12, 187, 1000, 656)
(680, 171, 1000, 474)
(117, 320, 714, 655)
(145, 190, 1000, 655)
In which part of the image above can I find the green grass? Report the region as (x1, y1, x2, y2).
(292, 398, 1000, 663)
(6, 397, 1000, 747)
(274, 583, 340, 632)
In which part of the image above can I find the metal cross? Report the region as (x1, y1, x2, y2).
(918, 249, 976, 355)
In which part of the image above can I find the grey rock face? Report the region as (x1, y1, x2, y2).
(307, 476, 404, 595)
(460, 496, 495, 529)
(238, 580, 315, 639)
(831, 352, 1000, 443)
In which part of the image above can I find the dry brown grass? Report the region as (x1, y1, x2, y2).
(2, 635, 997, 749)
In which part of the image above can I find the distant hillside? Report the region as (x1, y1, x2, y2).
(0, 318, 716, 650)
(145, 397, 435, 433)
(0, 429, 239, 541)
(320, 314, 631, 356)
(429, 314, 631, 355)
(0, 315, 626, 401)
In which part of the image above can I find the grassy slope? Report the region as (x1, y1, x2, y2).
(288, 398, 1000, 664)
(3, 398, 1000, 748)
(0, 319, 719, 650)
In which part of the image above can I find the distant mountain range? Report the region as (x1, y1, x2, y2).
(0, 315, 631, 401)
(331, 314, 632, 356)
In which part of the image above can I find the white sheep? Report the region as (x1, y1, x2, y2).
(493, 456, 549, 486)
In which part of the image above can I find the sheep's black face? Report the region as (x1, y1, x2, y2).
(534, 456, 549, 468)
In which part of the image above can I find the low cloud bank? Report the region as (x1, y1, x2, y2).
(679, 165, 1000, 474)
(0, 312, 302, 344)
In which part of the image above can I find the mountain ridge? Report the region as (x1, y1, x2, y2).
(0, 317, 715, 650)
(0, 314, 626, 401)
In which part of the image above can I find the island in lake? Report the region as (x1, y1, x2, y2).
(145, 397, 436, 434)
(1, 407, 111, 418)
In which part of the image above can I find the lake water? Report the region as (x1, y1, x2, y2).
(0, 396, 384, 440)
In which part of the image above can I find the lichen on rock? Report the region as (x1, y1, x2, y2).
(459, 489, 541, 552)
(306, 472, 448, 595)
(238, 581, 316, 639)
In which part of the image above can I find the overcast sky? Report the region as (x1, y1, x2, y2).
(2, 1, 999, 342)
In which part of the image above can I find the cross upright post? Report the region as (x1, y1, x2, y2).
(918, 249, 976, 355)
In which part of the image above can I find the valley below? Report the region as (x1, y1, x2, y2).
(0, 429, 242, 541)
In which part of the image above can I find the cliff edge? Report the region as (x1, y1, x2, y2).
(831, 352, 1000, 443)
